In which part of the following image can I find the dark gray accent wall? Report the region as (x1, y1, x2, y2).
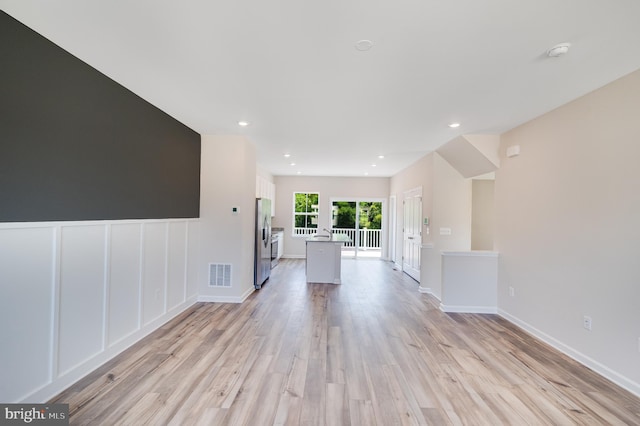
(0, 12, 201, 222)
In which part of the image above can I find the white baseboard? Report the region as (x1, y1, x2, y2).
(498, 309, 640, 398)
(198, 285, 255, 303)
(281, 254, 306, 259)
(440, 303, 497, 314)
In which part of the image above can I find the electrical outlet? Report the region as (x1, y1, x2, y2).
(508, 286, 515, 297)
(583, 316, 592, 331)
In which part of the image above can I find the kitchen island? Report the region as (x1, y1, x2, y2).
(305, 233, 351, 284)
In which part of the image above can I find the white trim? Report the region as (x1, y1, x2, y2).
(139, 223, 147, 328)
(498, 309, 640, 398)
(198, 286, 255, 304)
(440, 303, 497, 314)
(389, 195, 397, 265)
(163, 222, 170, 313)
(441, 250, 499, 257)
(183, 221, 189, 304)
(50, 226, 61, 383)
(282, 254, 306, 259)
(0, 217, 200, 230)
(137, 224, 144, 330)
(102, 224, 111, 353)
(418, 286, 431, 294)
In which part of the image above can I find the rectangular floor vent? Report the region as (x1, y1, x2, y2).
(209, 263, 232, 287)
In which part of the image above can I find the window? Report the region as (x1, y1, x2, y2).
(293, 192, 319, 236)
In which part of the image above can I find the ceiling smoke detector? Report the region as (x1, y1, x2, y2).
(547, 43, 571, 58)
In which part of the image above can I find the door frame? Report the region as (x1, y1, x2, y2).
(329, 197, 387, 259)
(389, 195, 397, 265)
(402, 187, 422, 282)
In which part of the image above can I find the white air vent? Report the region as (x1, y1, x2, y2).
(209, 263, 232, 287)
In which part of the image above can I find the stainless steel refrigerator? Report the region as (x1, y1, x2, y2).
(254, 198, 271, 289)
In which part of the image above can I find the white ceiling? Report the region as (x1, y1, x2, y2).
(3, 0, 640, 177)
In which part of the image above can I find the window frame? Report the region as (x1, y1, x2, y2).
(292, 192, 320, 237)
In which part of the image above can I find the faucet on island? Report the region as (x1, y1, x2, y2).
(322, 227, 333, 238)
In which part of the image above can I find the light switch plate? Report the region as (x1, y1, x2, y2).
(439, 227, 452, 236)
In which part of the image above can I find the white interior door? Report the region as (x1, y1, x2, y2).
(403, 188, 422, 282)
(389, 195, 397, 264)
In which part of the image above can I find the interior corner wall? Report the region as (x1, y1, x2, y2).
(199, 135, 257, 302)
(389, 152, 472, 298)
(495, 68, 640, 395)
(389, 153, 434, 253)
(432, 152, 472, 252)
(471, 179, 495, 250)
(426, 153, 472, 299)
(0, 11, 200, 222)
(257, 165, 275, 184)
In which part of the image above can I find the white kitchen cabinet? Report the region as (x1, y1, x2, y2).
(256, 176, 276, 217)
(276, 231, 284, 260)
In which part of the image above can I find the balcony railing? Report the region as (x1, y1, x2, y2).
(293, 227, 317, 236)
(331, 228, 381, 249)
(293, 227, 381, 250)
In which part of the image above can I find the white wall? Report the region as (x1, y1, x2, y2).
(199, 135, 257, 302)
(389, 152, 471, 298)
(389, 154, 434, 250)
(471, 179, 495, 250)
(0, 219, 199, 403)
(495, 68, 640, 396)
(272, 176, 390, 258)
(427, 153, 473, 298)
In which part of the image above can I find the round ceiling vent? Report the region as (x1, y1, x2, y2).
(355, 40, 373, 51)
(547, 43, 571, 58)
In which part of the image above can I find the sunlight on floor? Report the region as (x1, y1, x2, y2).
(340, 248, 381, 259)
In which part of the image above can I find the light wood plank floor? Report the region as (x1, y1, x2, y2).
(51, 259, 640, 425)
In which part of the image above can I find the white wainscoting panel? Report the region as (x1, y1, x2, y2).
(142, 222, 168, 325)
(167, 221, 187, 311)
(58, 225, 106, 376)
(0, 227, 55, 402)
(186, 221, 200, 298)
(0, 219, 199, 403)
(108, 223, 142, 346)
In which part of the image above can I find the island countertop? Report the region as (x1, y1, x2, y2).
(305, 234, 352, 243)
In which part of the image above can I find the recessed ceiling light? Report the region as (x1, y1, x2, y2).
(547, 42, 571, 58)
(378, 155, 385, 159)
(448, 122, 461, 128)
(290, 162, 296, 166)
(355, 40, 373, 51)
(371, 164, 377, 167)
(284, 153, 291, 158)
(238, 121, 249, 127)
(296, 171, 302, 175)
(364, 172, 369, 176)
